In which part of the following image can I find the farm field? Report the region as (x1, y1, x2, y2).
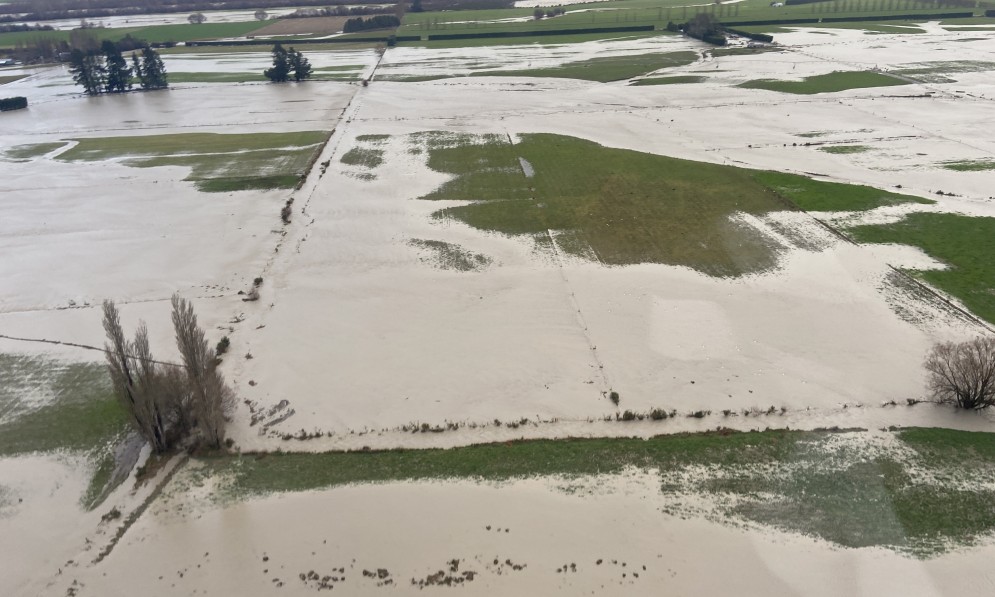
(3, 8, 995, 597)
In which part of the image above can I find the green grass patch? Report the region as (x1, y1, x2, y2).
(940, 159, 995, 172)
(819, 144, 873, 154)
(398, 31, 668, 49)
(0, 73, 26, 85)
(710, 46, 784, 57)
(2, 141, 66, 160)
(739, 70, 909, 94)
(199, 427, 995, 555)
(752, 170, 931, 212)
(849, 213, 995, 325)
(414, 132, 934, 274)
(421, 131, 782, 275)
(121, 21, 271, 44)
(0, 20, 269, 50)
(629, 75, 705, 86)
(341, 146, 385, 169)
(0, 354, 129, 509)
(58, 131, 328, 192)
(165, 71, 265, 83)
(472, 50, 698, 82)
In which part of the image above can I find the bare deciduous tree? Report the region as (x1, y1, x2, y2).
(171, 294, 232, 449)
(103, 301, 169, 453)
(103, 297, 233, 453)
(924, 337, 995, 409)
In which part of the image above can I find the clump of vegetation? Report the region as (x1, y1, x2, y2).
(216, 336, 230, 356)
(609, 391, 620, 406)
(924, 337, 995, 409)
(102, 295, 234, 454)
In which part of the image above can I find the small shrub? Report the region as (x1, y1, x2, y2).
(649, 408, 668, 421)
(0, 96, 27, 111)
(609, 391, 620, 405)
(216, 336, 230, 356)
(621, 410, 637, 421)
(280, 204, 292, 224)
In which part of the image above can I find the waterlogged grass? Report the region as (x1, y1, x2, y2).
(201, 428, 995, 555)
(59, 131, 327, 159)
(629, 75, 704, 86)
(472, 51, 698, 82)
(165, 71, 266, 83)
(849, 213, 995, 325)
(2, 141, 66, 160)
(409, 239, 493, 272)
(341, 147, 385, 169)
(940, 159, 995, 172)
(58, 131, 328, 192)
(893, 60, 995, 83)
(710, 46, 784, 58)
(819, 144, 872, 154)
(739, 70, 909, 94)
(0, 73, 26, 85)
(414, 132, 932, 275)
(0, 354, 129, 509)
(752, 171, 932, 212)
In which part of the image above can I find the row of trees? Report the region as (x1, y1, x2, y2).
(263, 43, 312, 83)
(103, 296, 233, 453)
(69, 41, 168, 95)
(342, 15, 401, 33)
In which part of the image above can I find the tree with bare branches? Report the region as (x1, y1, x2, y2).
(924, 337, 995, 409)
(103, 297, 233, 453)
(102, 301, 169, 453)
(171, 294, 232, 449)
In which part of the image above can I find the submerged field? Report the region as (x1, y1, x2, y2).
(4, 14, 995, 597)
(57, 131, 329, 192)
